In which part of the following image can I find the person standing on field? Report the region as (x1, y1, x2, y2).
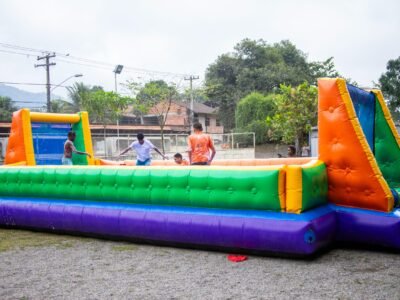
(187, 123, 216, 165)
(119, 133, 167, 166)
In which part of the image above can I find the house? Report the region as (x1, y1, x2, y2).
(145, 101, 224, 134)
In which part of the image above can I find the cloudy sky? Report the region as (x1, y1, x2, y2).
(0, 0, 399, 100)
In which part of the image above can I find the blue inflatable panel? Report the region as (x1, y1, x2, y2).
(31, 122, 71, 165)
(347, 84, 375, 153)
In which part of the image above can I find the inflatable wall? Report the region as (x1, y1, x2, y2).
(318, 78, 398, 211)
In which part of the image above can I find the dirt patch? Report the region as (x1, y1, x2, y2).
(1, 228, 400, 300)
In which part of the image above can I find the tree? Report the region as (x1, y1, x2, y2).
(205, 54, 240, 130)
(67, 82, 102, 112)
(205, 39, 343, 131)
(235, 92, 276, 144)
(125, 80, 178, 154)
(379, 56, 400, 121)
(0, 96, 17, 121)
(308, 57, 341, 79)
(81, 90, 132, 138)
(268, 82, 318, 154)
(179, 86, 209, 104)
(50, 99, 74, 113)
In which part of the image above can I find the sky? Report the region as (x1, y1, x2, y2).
(0, 0, 399, 102)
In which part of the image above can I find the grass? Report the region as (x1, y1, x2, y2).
(0, 228, 85, 252)
(0, 228, 140, 253)
(111, 244, 138, 252)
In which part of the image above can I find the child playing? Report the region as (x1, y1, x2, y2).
(173, 153, 189, 166)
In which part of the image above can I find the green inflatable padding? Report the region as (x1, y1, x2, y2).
(71, 113, 88, 165)
(301, 163, 328, 212)
(374, 97, 400, 189)
(0, 167, 284, 211)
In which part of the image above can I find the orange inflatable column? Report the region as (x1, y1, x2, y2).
(318, 78, 393, 212)
(5, 109, 35, 165)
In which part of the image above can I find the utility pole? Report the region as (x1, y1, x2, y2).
(184, 75, 199, 131)
(35, 53, 56, 112)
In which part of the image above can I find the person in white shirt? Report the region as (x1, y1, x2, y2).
(119, 133, 167, 165)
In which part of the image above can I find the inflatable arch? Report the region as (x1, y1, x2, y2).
(5, 109, 94, 166)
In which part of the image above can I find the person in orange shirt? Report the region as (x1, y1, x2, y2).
(173, 153, 189, 166)
(187, 122, 216, 165)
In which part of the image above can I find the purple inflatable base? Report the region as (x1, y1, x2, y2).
(334, 205, 400, 249)
(0, 198, 336, 257)
(1, 197, 400, 257)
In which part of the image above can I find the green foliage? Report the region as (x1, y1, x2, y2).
(67, 82, 103, 112)
(268, 82, 318, 153)
(137, 81, 177, 118)
(379, 56, 400, 121)
(81, 90, 131, 125)
(235, 92, 275, 144)
(125, 80, 177, 114)
(178, 86, 209, 103)
(0, 96, 17, 121)
(236, 120, 269, 145)
(124, 80, 178, 153)
(50, 99, 75, 113)
(205, 39, 342, 131)
(308, 57, 341, 79)
(205, 54, 242, 130)
(236, 92, 276, 128)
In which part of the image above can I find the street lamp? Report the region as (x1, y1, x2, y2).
(113, 65, 123, 93)
(113, 65, 123, 154)
(51, 74, 83, 92)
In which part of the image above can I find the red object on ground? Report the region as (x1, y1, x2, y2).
(227, 254, 248, 262)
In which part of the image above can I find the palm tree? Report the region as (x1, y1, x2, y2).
(66, 82, 92, 112)
(50, 99, 74, 113)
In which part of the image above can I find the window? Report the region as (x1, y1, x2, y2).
(205, 116, 210, 127)
(216, 118, 221, 126)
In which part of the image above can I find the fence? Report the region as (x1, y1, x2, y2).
(0, 132, 256, 164)
(0, 134, 7, 164)
(92, 132, 255, 160)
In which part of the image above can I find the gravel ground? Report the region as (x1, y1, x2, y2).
(0, 229, 399, 300)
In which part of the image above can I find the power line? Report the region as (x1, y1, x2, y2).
(0, 42, 53, 54)
(0, 49, 36, 58)
(0, 81, 64, 87)
(0, 42, 192, 78)
(55, 58, 113, 71)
